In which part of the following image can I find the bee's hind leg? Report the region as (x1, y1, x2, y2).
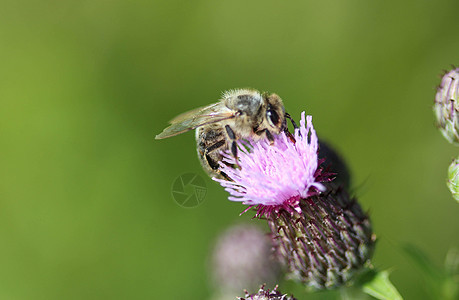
(203, 140, 226, 170)
(202, 143, 233, 181)
(224, 125, 240, 168)
(197, 126, 234, 181)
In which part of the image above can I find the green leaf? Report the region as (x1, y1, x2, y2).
(361, 269, 403, 300)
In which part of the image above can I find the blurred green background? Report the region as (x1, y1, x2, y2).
(1, 0, 458, 299)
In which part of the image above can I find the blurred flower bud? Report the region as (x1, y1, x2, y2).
(434, 67, 459, 145)
(447, 158, 459, 202)
(238, 285, 297, 300)
(269, 186, 375, 290)
(210, 224, 281, 296)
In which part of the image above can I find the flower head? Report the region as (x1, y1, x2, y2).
(214, 112, 328, 217)
(213, 112, 375, 290)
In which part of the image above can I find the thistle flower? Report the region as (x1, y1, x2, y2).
(214, 112, 328, 218)
(434, 67, 459, 145)
(447, 157, 459, 202)
(210, 224, 281, 295)
(238, 285, 297, 300)
(214, 112, 375, 290)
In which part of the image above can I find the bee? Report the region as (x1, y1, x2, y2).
(155, 89, 297, 179)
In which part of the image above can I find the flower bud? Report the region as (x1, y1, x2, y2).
(434, 67, 459, 145)
(447, 158, 459, 202)
(238, 285, 297, 300)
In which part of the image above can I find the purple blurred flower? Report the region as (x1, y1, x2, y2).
(214, 112, 329, 217)
(210, 223, 281, 295)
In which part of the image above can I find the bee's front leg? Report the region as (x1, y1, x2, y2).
(285, 112, 298, 129)
(264, 129, 274, 144)
(255, 128, 275, 144)
(284, 112, 298, 143)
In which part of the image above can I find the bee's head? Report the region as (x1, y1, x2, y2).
(264, 93, 286, 134)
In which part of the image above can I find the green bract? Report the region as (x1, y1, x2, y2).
(447, 158, 459, 202)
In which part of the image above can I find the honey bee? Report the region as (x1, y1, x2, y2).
(155, 89, 297, 179)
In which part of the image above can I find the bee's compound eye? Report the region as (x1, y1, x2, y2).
(267, 109, 279, 127)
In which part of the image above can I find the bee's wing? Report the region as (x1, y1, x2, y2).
(155, 102, 235, 139)
(168, 102, 220, 124)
